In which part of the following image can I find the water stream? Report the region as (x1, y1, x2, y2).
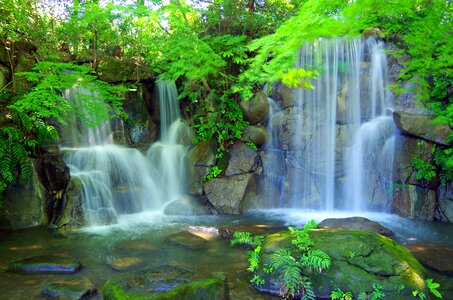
(62, 80, 191, 225)
(264, 37, 396, 212)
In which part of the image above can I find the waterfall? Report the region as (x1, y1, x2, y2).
(62, 81, 190, 226)
(264, 37, 395, 211)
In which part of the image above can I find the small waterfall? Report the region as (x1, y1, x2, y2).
(62, 81, 191, 225)
(264, 37, 395, 212)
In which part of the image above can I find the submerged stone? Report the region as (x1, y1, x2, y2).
(114, 239, 157, 251)
(103, 269, 229, 300)
(107, 256, 143, 272)
(166, 231, 208, 250)
(255, 229, 427, 299)
(318, 217, 395, 237)
(7, 253, 81, 274)
(42, 276, 96, 299)
(163, 196, 211, 216)
(218, 224, 284, 240)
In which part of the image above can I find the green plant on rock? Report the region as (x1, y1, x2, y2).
(426, 279, 443, 299)
(331, 288, 353, 300)
(202, 166, 222, 182)
(230, 231, 265, 285)
(358, 283, 385, 300)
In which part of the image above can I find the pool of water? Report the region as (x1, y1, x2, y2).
(0, 210, 452, 299)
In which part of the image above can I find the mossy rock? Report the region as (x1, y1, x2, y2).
(103, 269, 229, 300)
(255, 229, 427, 299)
(7, 253, 81, 274)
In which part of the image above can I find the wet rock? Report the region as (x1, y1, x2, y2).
(123, 90, 157, 145)
(437, 182, 453, 222)
(240, 125, 269, 146)
(166, 231, 208, 250)
(186, 140, 217, 195)
(218, 224, 284, 240)
(273, 83, 296, 108)
(394, 111, 451, 146)
(203, 173, 254, 214)
(42, 276, 97, 299)
(114, 239, 157, 251)
(404, 244, 453, 276)
(255, 230, 427, 299)
(393, 135, 439, 189)
(7, 253, 81, 274)
(0, 160, 46, 230)
(57, 177, 85, 228)
(240, 91, 269, 125)
(103, 269, 229, 300)
(97, 56, 152, 83)
(107, 256, 143, 272)
(225, 142, 259, 176)
(318, 217, 395, 238)
(392, 184, 437, 221)
(164, 195, 211, 216)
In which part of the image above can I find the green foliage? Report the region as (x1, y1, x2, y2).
(230, 231, 264, 285)
(426, 279, 443, 299)
(281, 68, 318, 89)
(411, 157, 436, 182)
(331, 288, 353, 300)
(371, 283, 385, 300)
(245, 142, 258, 151)
(202, 166, 222, 182)
(412, 290, 427, 300)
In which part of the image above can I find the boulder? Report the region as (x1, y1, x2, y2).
(318, 217, 395, 238)
(7, 253, 81, 274)
(57, 177, 85, 228)
(225, 141, 259, 176)
(0, 160, 46, 230)
(103, 269, 229, 300)
(437, 182, 453, 222)
(255, 230, 427, 299)
(404, 243, 453, 276)
(42, 277, 97, 300)
(164, 195, 211, 216)
(186, 140, 217, 195)
(392, 184, 437, 221)
(240, 125, 269, 146)
(203, 173, 254, 214)
(394, 111, 451, 146)
(107, 256, 143, 272)
(240, 91, 269, 125)
(273, 83, 296, 108)
(97, 56, 153, 83)
(166, 231, 208, 250)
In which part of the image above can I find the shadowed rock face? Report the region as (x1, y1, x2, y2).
(318, 217, 395, 238)
(404, 243, 453, 276)
(7, 253, 81, 274)
(254, 229, 427, 299)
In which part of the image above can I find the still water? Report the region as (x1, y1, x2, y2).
(0, 210, 452, 299)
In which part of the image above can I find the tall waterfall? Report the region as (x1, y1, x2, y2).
(265, 37, 395, 211)
(62, 81, 190, 225)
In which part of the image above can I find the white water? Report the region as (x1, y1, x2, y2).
(63, 81, 191, 225)
(265, 37, 395, 212)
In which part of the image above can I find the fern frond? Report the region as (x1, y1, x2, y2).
(301, 249, 331, 272)
(269, 249, 295, 270)
(301, 277, 316, 300)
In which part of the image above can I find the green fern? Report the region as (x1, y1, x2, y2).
(358, 292, 368, 300)
(300, 249, 331, 272)
(331, 288, 353, 300)
(371, 283, 385, 300)
(426, 279, 442, 299)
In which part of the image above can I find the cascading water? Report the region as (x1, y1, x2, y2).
(62, 81, 191, 225)
(264, 37, 395, 211)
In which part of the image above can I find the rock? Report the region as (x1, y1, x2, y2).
(0, 160, 46, 230)
(437, 182, 453, 222)
(225, 142, 259, 176)
(97, 56, 153, 83)
(404, 243, 453, 276)
(186, 141, 217, 195)
(393, 135, 439, 189)
(274, 83, 296, 108)
(75, 49, 103, 63)
(164, 195, 211, 216)
(107, 256, 143, 272)
(123, 90, 157, 145)
(218, 224, 284, 240)
(103, 269, 229, 300)
(7, 253, 81, 274)
(13, 53, 34, 94)
(42, 277, 97, 300)
(240, 125, 269, 146)
(203, 173, 254, 214)
(394, 111, 451, 146)
(166, 231, 208, 250)
(57, 177, 85, 228)
(318, 217, 395, 238)
(114, 239, 157, 251)
(255, 230, 427, 299)
(392, 184, 437, 221)
(362, 27, 384, 37)
(240, 91, 269, 125)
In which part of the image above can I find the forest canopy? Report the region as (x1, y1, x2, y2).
(0, 0, 451, 201)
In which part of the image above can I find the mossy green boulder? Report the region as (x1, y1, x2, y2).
(255, 229, 427, 299)
(103, 269, 229, 300)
